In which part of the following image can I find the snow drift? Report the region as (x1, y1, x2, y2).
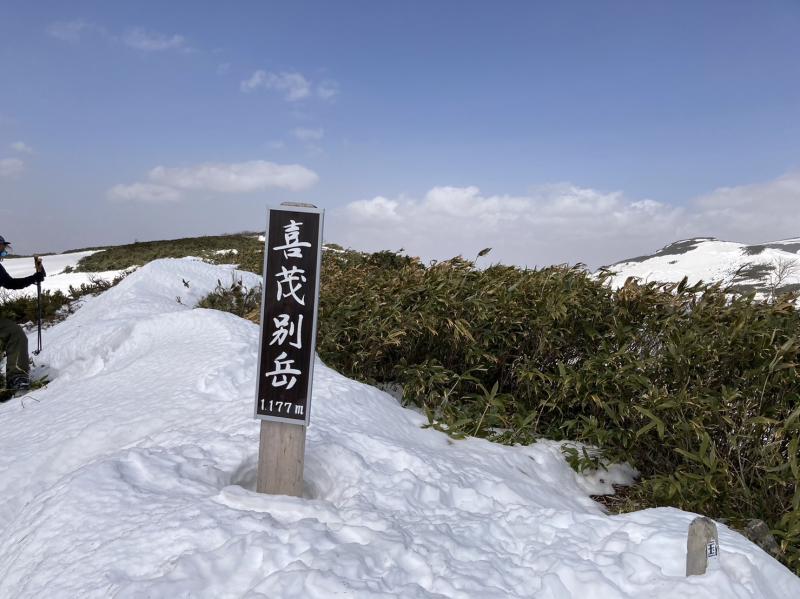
(0, 258, 797, 598)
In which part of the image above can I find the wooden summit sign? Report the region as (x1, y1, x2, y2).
(255, 204, 323, 425)
(254, 204, 323, 496)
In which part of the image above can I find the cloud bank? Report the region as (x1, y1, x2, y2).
(332, 172, 800, 269)
(148, 161, 318, 192)
(0, 158, 24, 178)
(108, 183, 182, 203)
(689, 172, 800, 242)
(108, 160, 318, 202)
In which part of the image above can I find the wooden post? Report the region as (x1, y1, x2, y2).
(256, 420, 306, 496)
(686, 516, 719, 576)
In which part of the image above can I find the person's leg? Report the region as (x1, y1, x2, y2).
(0, 318, 29, 384)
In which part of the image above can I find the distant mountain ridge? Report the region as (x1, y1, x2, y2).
(604, 236, 800, 298)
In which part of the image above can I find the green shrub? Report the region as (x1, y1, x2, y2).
(0, 289, 71, 324)
(67, 272, 129, 299)
(0, 273, 129, 327)
(74, 233, 264, 273)
(197, 277, 262, 320)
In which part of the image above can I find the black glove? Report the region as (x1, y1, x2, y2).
(33, 257, 46, 281)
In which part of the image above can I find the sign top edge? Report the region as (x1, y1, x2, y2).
(270, 204, 324, 215)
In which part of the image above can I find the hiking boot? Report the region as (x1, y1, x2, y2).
(7, 375, 30, 393)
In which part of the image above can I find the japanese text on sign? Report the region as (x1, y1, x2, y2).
(254, 208, 323, 424)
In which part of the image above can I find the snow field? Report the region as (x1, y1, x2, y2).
(608, 238, 800, 292)
(0, 258, 797, 598)
(1, 251, 124, 299)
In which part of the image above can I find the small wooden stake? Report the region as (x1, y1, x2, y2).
(686, 516, 719, 576)
(256, 420, 306, 496)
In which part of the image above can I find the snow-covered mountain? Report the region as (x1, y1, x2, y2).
(605, 237, 800, 297)
(1, 258, 798, 597)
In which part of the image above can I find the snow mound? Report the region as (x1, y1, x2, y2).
(0, 258, 797, 598)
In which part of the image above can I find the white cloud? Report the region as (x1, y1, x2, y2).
(292, 128, 324, 142)
(108, 160, 318, 204)
(332, 172, 800, 268)
(47, 21, 191, 53)
(317, 79, 339, 100)
(240, 71, 338, 102)
(107, 183, 182, 203)
(346, 196, 401, 222)
(122, 28, 186, 52)
(0, 158, 24, 178)
(535, 184, 621, 216)
(334, 184, 683, 268)
(148, 160, 318, 192)
(108, 159, 318, 204)
(240, 71, 265, 92)
(240, 71, 312, 101)
(688, 171, 800, 242)
(46, 19, 96, 42)
(695, 173, 800, 210)
(10, 142, 33, 154)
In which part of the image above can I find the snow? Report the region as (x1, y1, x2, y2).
(0, 258, 797, 598)
(607, 238, 800, 293)
(1, 251, 125, 299)
(770, 237, 800, 248)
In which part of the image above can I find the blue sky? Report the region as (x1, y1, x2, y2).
(1, 0, 799, 266)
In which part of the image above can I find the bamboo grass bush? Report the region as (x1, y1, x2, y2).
(0, 274, 129, 325)
(73, 233, 264, 273)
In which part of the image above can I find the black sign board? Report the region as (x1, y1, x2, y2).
(254, 205, 323, 425)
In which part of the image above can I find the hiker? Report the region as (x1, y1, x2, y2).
(0, 235, 46, 392)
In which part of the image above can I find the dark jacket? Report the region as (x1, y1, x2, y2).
(0, 264, 42, 290)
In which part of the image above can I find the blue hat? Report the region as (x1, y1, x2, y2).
(0, 236, 9, 245)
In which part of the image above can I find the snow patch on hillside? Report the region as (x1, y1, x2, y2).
(607, 237, 800, 295)
(0, 258, 797, 598)
(1, 251, 124, 299)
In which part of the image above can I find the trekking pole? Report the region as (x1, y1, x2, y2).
(33, 256, 42, 356)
